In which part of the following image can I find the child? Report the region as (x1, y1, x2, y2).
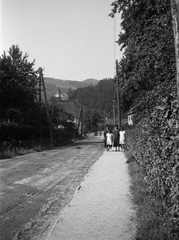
(106, 129, 114, 151)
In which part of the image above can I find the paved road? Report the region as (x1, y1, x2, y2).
(0, 136, 104, 240)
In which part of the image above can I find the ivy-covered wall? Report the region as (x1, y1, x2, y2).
(126, 98, 179, 236)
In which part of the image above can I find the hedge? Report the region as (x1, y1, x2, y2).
(126, 98, 179, 237)
(0, 124, 49, 142)
(0, 122, 77, 151)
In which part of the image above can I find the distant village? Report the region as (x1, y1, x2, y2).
(54, 89, 134, 128)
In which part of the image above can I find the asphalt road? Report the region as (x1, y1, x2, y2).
(0, 136, 104, 240)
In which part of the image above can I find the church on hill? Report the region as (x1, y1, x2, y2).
(55, 90, 69, 101)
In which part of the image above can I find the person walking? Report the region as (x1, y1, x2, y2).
(119, 127, 126, 151)
(103, 125, 109, 149)
(106, 129, 114, 151)
(113, 125, 119, 151)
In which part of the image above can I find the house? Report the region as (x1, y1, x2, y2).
(58, 99, 84, 125)
(54, 88, 84, 125)
(55, 91, 69, 101)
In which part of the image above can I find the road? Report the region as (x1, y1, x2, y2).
(47, 148, 136, 240)
(0, 136, 104, 240)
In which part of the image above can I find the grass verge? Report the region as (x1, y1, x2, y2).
(127, 158, 178, 240)
(0, 136, 80, 160)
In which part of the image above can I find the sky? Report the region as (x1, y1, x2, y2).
(1, 0, 122, 81)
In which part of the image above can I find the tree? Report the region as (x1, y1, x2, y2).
(49, 96, 58, 105)
(110, 0, 176, 116)
(170, 0, 179, 102)
(49, 104, 75, 127)
(67, 87, 73, 99)
(83, 110, 100, 132)
(68, 78, 115, 115)
(0, 45, 38, 124)
(89, 99, 95, 109)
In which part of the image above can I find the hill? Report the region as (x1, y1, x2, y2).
(44, 77, 99, 99)
(68, 78, 116, 117)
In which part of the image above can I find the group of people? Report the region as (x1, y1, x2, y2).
(103, 125, 126, 152)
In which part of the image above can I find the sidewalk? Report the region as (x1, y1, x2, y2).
(46, 150, 136, 240)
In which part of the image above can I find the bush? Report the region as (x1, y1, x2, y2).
(0, 123, 50, 141)
(126, 98, 179, 238)
(0, 122, 77, 159)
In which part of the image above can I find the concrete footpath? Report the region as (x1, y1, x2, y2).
(46, 150, 136, 240)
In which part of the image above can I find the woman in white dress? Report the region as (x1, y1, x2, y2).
(119, 127, 126, 151)
(106, 129, 114, 151)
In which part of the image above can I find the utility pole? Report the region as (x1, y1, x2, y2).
(103, 109, 106, 129)
(116, 60, 121, 128)
(39, 69, 42, 145)
(38, 67, 53, 147)
(77, 107, 84, 136)
(113, 99, 116, 126)
(77, 107, 83, 135)
(81, 107, 83, 137)
(170, 0, 179, 103)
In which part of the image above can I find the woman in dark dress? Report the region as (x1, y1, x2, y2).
(103, 125, 109, 148)
(113, 125, 119, 151)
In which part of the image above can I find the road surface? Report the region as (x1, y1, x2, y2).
(0, 136, 104, 240)
(47, 148, 136, 240)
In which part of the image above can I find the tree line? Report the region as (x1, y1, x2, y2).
(0, 45, 76, 154)
(68, 78, 116, 117)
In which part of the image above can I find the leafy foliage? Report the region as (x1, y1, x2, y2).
(126, 98, 179, 237)
(0, 45, 77, 152)
(83, 110, 101, 132)
(0, 45, 39, 125)
(111, 0, 176, 116)
(49, 103, 75, 127)
(68, 78, 115, 116)
(110, 0, 179, 237)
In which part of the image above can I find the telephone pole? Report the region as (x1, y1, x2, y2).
(38, 67, 53, 147)
(77, 107, 83, 136)
(116, 60, 121, 128)
(113, 99, 116, 126)
(81, 107, 83, 136)
(39, 69, 42, 145)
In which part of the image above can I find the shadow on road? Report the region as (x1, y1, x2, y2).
(71, 141, 103, 146)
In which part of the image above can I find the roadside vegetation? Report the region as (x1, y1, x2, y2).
(128, 161, 172, 240)
(0, 45, 77, 159)
(109, 1, 179, 239)
(126, 98, 179, 240)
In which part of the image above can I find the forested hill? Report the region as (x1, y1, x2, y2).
(68, 78, 115, 116)
(44, 77, 99, 99)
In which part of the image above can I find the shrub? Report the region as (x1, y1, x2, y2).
(126, 98, 179, 238)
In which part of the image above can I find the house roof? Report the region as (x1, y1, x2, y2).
(55, 92, 68, 99)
